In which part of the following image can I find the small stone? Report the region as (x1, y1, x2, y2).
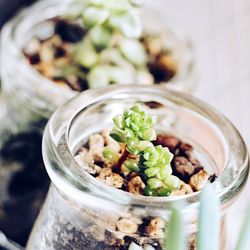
(116, 218, 138, 234)
(128, 242, 143, 250)
(173, 156, 195, 180)
(189, 170, 209, 191)
(89, 225, 105, 241)
(145, 218, 165, 238)
(24, 38, 41, 55)
(102, 129, 121, 153)
(172, 181, 193, 196)
(97, 168, 124, 188)
(40, 43, 54, 63)
(178, 142, 193, 157)
(154, 134, 180, 153)
(141, 34, 162, 57)
(127, 176, 145, 195)
(145, 226, 164, 238)
(89, 134, 105, 162)
(75, 151, 101, 175)
(148, 217, 165, 229)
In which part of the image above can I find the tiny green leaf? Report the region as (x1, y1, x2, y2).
(103, 148, 119, 163)
(143, 186, 156, 196)
(87, 65, 110, 88)
(123, 159, 139, 172)
(164, 175, 180, 190)
(74, 40, 99, 68)
(83, 7, 109, 28)
(110, 129, 125, 142)
(144, 167, 159, 178)
(120, 39, 148, 66)
(157, 187, 172, 196)
(113, 115, 125, 129)
(89, 26, 112, 50)
(147, 178, 163, 189)
(109, 10, 142, 38)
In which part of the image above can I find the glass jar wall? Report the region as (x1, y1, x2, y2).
(27, 85, 249, 250)
(0, 0, 196, 245)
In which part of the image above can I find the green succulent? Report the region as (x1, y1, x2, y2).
(110, 104, 180, 196)
(73, 0, 149, 89)
(110, 104, 156, 152)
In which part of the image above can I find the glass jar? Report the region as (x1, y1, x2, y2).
(0, 1, 195, 245)
(27, 85, 249, 250)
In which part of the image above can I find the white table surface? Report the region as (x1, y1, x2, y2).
(152, 0, 250, 248)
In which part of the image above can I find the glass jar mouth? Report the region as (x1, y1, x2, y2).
(43, 85, 249, 211)
(1, 0, 196, 113)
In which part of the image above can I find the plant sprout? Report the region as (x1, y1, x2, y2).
(108, 104, 180, 196)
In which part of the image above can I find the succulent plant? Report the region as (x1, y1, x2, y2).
(111, 103, 156, 150)
(108, 104, 180, 196)
(73, 0, 151, 88)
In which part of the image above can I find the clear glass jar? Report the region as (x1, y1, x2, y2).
(2, 0, 196, 96)
(27, 85, 249, 250)
(0, 1, 196, 245)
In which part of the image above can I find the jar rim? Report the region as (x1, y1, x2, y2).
(43, 85, 249, 211)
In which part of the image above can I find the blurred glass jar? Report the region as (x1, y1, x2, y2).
(26, 85, 249, 250)
(0, 0, 195, 245)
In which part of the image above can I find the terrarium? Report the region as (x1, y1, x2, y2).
(21, 0, 196, 92)
(0, 0, 195, 245)
(27, 85, 249, 250)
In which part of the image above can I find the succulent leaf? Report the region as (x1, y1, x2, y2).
(197, 184, 220, 250)
(165, 206, 186, 250)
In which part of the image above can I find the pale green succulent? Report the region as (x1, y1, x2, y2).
(73, 0, 149, 88)
(108, 104, 180, 196)
(111, 104, 156, 146)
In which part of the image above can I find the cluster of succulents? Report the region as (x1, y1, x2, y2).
(73, 0, 153, 88)
(107, 104, 180, 196)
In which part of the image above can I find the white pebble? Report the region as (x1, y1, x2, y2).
(128, 242, 143, 250)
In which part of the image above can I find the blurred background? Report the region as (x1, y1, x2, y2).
(0, 0, 35, 28)
(157, 2, 250, 248)
(0, 0, 249, 249)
